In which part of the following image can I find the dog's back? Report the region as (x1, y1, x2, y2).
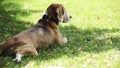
(0, 19, 57, 56)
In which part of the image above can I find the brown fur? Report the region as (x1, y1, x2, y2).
(0, 4, 71, 58)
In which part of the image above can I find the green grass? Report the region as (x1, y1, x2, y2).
(0, 0, 120, 68)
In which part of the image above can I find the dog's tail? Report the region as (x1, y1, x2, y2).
(0, 38, 15, 56)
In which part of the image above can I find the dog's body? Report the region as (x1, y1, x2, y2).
(0, 4, 71, 62)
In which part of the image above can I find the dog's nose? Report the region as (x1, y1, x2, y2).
(70, 16, 72, 19)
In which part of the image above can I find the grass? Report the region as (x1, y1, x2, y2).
(0, 0, 120, 68)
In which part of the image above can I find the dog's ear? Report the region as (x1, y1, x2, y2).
(56, 5, 65, 22)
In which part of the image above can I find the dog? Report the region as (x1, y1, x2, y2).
(0, 3, 72, 62)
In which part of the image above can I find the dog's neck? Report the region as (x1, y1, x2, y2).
(42, 15, 58, 25)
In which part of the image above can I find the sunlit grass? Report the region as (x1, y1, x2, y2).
(0, 0, 120, 68)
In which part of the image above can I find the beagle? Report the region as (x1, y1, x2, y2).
(0, 3, 72, 62)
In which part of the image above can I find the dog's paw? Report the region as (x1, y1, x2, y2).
(13, 53, 23, 62)
(63, 37, 68, 43)
(13, 58, 21, 62)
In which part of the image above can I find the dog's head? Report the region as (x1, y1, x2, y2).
(44, 3, 72, 24)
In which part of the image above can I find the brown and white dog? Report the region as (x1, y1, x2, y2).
(0, 3, 72, 62)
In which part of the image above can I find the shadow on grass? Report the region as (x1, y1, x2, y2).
(35, 26, 120, 60)
(0, 0, 120, 68)
(0, 0, 43, 42)
(0, 0, 40, 67)
(2, 26, 120, 68)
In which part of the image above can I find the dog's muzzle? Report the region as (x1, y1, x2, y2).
(63, 14, 72, 23)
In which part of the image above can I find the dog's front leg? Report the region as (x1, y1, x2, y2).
(55, 33, 68, 45)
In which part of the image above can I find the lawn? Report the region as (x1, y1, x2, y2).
(0, 0, 120, 68)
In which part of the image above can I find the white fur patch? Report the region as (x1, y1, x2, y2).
(13, 53, 23, 62)
(63, 37, 68, 43)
